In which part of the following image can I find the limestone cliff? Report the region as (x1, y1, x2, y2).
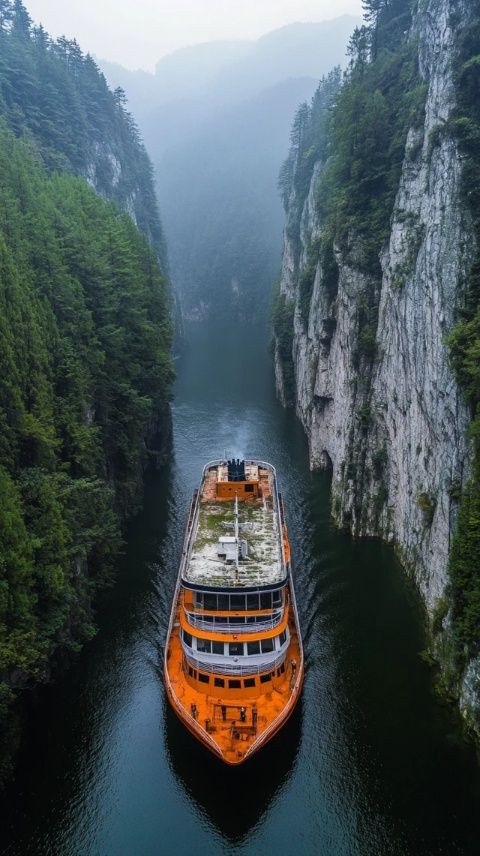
(274, 0, 480, 732)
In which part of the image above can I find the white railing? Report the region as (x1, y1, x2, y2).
(185, 652, 286, 677)
(179, 496, 201, 580)
(185, 611, 283, 634)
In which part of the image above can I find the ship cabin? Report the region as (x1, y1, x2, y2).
(179, 459, 291, 699)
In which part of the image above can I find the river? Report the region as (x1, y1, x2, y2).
(2, 323, 480, 856)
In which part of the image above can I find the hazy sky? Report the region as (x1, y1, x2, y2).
(26, 0, 364, 71)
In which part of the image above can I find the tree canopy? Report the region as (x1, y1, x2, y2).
(0, 125, 173, 740)
(0, 0, 165, 261)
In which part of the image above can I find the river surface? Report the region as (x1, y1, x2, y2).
(2, 324, 480, 856)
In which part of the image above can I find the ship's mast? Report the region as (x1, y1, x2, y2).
(234, 494, 239, 583)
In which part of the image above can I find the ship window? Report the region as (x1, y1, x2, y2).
(198, 673, 209, 684)
(261, 638, 274, 654)
(279, 662, 285, 674)
(231, 616, 245, 625)
(273, 590, 282, 606)
(188, 666, 194, 677)
(260, 673, 272, 684)
(247, 641, 260, 655)
(194, 593, 203, 608)
(279, 630, 287, 646)
(244, 678, 255, 688)
(245, 484, 254, 492)
(214, 677, 225, 688)
(193, 670, 197, 679)
(203, 594, 217, 611)
(216, 616, 227, 624)
(260, 592, 272, 609)
(229, 642, 243, 656)
(183, 631, 192, 647)
(212, 641, 224, 655)
(247, 594, 259, 610)
(197, 638, 212, 654)
(231, 595, 245, 610)
(228, 680, 241, 689)
(218, 594, 229, 610)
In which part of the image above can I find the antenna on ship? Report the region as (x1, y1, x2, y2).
(234, 494, 240, 583)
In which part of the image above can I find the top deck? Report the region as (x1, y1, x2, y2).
(181, 461, 286, 590)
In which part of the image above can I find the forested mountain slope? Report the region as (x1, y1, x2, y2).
(0, 0, 164, 258)
(0, 1, 173, 778)
(274, 0, 480, 737)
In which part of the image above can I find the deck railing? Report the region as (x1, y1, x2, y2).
(185, 611, 283, 634)
(185, 652, 286, 677)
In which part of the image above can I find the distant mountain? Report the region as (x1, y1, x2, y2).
(205, 18, 362, 104)
(99, 41, 252, 133)
(100, 15, 361, 320)
(159, 76, 319, 321)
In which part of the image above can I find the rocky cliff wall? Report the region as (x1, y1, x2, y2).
(275, 0, 478, 729)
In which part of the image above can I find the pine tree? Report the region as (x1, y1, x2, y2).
(11, 0, 31, 36)
(362, 0, 389, 24)
(0, 1, 13, 30)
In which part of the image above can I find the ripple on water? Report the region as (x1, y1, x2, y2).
(2, 324, 480, 856)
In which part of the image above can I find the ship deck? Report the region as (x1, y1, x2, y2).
(165, 603, 303, 764)
(182, 500, 284, 589)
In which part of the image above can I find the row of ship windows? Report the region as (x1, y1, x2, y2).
(191, 591, 283, 612)
(182, 630, 287, 656)
(187, 662, 286, 688)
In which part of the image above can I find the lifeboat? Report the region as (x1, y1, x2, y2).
(164, 459, 304, 765)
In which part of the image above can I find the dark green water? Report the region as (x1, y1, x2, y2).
(2, 324, 480, 856)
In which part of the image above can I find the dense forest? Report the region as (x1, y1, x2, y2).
(0, 1, 173, 777)
(0, 0, 165, 258)
(445, 1, 480, 669)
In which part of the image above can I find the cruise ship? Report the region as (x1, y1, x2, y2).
(164, 459, 304, 765)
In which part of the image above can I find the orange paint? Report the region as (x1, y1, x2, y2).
(215, 481, 259, 500)
(165, 598, 303, 764)
(164, 460, 304, 765)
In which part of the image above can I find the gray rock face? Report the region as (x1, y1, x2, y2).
(275, 0, 478, 728)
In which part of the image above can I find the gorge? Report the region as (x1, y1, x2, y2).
(1, 0, 480, 852)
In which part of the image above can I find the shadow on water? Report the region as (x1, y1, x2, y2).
(164, 696, 303, 845)
(1, 460, 176, 855)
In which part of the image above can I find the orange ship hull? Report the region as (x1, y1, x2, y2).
(163, 459, 304, 765)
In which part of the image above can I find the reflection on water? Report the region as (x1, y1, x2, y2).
(164, 699, 302, 844)
(2, 323, 480, 856)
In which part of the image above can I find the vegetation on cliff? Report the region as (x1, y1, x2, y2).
(0, 0, 164, 258)
(0, 126, 172, 739)
(446, 1, 480, 667)
(275, 0, 422, 397)
(276, 0, 480, 694)
(0, 2, 173, 775)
